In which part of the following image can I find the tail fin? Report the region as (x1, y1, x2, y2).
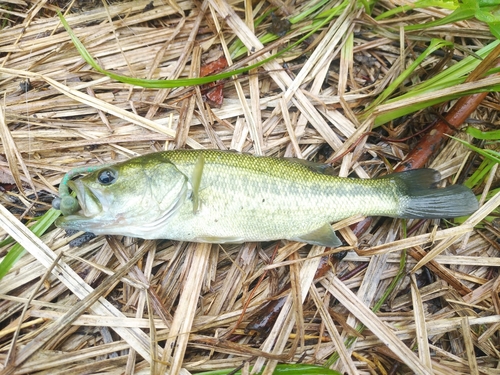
(379, 169, 478, 219)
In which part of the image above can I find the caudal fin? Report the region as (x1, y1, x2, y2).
(380, 169, 478, 219)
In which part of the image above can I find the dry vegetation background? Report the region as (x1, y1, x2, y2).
(0, 0, 499, 374)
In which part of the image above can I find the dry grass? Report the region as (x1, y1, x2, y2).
(0, 0, 499, 374)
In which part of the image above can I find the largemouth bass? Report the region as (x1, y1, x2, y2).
(54, 150, 478, 247)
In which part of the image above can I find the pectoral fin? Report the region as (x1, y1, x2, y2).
(290, 223, 342, 247)
(191, 154, 205, 213)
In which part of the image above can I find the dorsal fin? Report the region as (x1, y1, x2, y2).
(284, 158, 335, 175)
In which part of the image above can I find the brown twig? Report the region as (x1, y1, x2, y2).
(395, 42, 500, 172)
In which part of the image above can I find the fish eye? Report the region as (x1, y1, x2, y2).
(97, 169, 118, 185)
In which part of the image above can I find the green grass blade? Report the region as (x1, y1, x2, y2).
(375, 0, 458, 21)
(372, 40, 500, 126)
(465, 158, 496, 189)
(458, 126, 500, 188)
(405, 6, 475, 31)
(194, 364, 342, 375)
(390, 40, 500, 100)
(449, 135, 500, 164)
(0, 207, 61, 280)
(289, 0, 334, 23)
(373, 86, 500, 126)
(362, 38, 453, 119)
(230, 0, 339, 58)
(58, 9, 264, 88)
(465, 127, 500, 140)
(57, 7, 338, 89)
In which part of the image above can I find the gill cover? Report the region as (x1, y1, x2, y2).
(55, 157, 190, 237)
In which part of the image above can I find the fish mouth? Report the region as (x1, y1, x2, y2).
(55, 180, 104, 230)
(68, 180, 103, 217)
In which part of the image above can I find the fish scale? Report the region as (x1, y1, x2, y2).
(167, 152, 387, 241)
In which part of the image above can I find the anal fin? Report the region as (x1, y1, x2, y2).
(290, 223, 342, 248)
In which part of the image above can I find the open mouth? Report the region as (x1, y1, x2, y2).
(66, 180, 103, 218)
(53, 179, 102, 219)
(54, 180, 105, 230)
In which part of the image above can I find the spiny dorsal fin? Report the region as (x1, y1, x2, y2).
(284, 157, 335, 175)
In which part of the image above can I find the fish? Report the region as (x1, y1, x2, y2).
(54, 149, 478, 247)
